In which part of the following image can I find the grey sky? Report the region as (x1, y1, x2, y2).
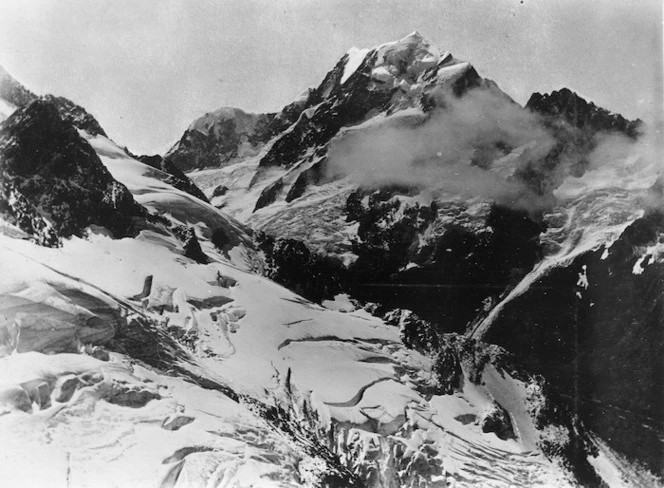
(0, 0, 661, 154)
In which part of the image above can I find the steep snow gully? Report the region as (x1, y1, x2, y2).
(1, 32, 663, 488)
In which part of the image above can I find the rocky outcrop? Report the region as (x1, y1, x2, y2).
(179, 227, 209, 264)
(285, 160, 324, 202)
(211, 184, 229, 198)
(0, 100, 145, 245)
(254, 178, 284, 212)
(256, 233, 347, 302)
(481, 402, 516, 441)
(346, 193, 543, 332)
(0, 66, 109, 137)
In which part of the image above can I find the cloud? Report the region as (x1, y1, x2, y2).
(554, 127, 662, 201)
(325, 86, 556, 209)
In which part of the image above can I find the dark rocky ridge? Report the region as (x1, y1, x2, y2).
(348, 200, 544, 332)
(0, 100, 145, 245)
(513, 89, 645, 199)
(484, 211, 664, 475)
(527, 88, 643, 138)
(42, 94, 108, 137)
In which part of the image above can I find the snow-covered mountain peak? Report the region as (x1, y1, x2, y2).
(187, 106, 262, 136)
(340, 31, 466, 93)
(375, 30, 441, 74)
(376, 30, 429, 52)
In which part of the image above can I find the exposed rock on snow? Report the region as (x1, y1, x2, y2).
(481, 401, 516, 441)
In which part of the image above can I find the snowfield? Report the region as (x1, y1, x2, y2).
(0, 227, 582, 487)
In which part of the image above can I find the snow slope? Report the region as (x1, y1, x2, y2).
(0, 226, 590, 487)
(82, 132, 258, 270)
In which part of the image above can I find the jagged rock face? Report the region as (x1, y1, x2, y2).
(254, 32, 483, 174)
(513, 89, 645, 197)
(0, 100, 145, 245)
(165, 108, 278, 171)
(41, 94, 108, 137)
(527, 88, 642, 138)
(484, 211, 664, 475)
